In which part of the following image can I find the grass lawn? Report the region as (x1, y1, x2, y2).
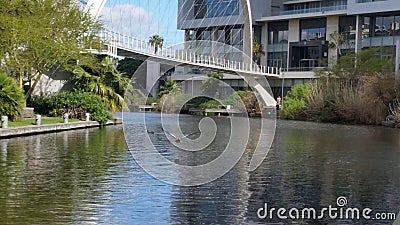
(9, 117, 80, 127)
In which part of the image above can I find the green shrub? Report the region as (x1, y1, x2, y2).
(200, 100, 221, 109)
(224, 91, 246, 107)
(0, 72, 25, 121)
(30, 92, 111, 124)
(282, 84, 311, 120)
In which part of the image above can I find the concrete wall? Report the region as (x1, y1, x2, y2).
(146, 61, 161, 97)
(250, 0, 270, 22)
(347, 0, 400, 15)
(326, 16, 339, 67)
(260, 22, 268, 66)
(288, 19, 300, 43)
(33, 68, 72, 96)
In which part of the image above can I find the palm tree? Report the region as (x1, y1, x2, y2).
(149, 34, 164, 54)
(66, 56, 129, 111)
(159, 80, 181, 96)
(0, 72, 25, 121)
(253, 37, 265, 64)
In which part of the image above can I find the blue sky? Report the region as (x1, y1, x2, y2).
(100, 0, 184, 46)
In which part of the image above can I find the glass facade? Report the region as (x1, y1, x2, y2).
(356, 0, 386, 2)
(267, 22, 288, 68)
(268, 22, 289, 44)
(374, 15, 400, 36)
(338, 16, 356, 51)
(361, 14, 400, 48)
(194, 0, 239, 19)
(280, 0, 347, 16)
(267, 52, 287, 68)
(300, 18, 327, 41)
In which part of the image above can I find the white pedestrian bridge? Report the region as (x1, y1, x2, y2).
(96, 29, 281, 78)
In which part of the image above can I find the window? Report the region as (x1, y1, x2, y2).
(339, 16, 356, 40)
(194, 0, 239, 19)
(230, 28, 243, 46)
(300, 18, 326, 41)
(372, 15, 400, 37)
(268, 22, 289, 44)
(267, 52, 287, 68)
(301, 28, 326, 41)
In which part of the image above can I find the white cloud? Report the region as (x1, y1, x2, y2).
(99, 4, 160, 40)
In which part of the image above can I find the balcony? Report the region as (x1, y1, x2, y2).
(280, 5, 347, 15)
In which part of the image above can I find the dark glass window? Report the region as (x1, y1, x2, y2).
(339, 16, 356, 40)
(268, 21, 289, 44)
(371, 15, 400, 37)
(194, 0, 239, 19)
(300, 18, 326, 41)
(267, 52, 288, 68)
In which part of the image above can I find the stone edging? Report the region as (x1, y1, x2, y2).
(0, 121, 118, 139)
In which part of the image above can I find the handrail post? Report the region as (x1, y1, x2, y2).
(64, 114, 69, 124)
(1, 116, 8, 128)
(36, 115, 41, 125)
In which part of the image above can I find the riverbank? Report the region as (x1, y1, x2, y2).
(0, 119, 122, 139)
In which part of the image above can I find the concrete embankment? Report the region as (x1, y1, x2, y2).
(0, 119, 122, 139)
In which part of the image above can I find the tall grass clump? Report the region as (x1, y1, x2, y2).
(282, 74, 396, 125)
(306, 76, 395, 124)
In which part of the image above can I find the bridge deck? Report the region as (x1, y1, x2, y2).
(98, 30, 281, 77)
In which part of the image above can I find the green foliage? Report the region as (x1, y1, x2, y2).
(146, 96, 161, 105)
(224, 91, 245, 106)
(202, 72, 223, 96)
(117, 58, 144, 79)
(9, 118, 79, 127)
(317, 48, 394, 79)
(328, 31, 345, 56)
(0, 72, 25, 121)
(282, 84, 311, 120)
(186, 96, 213, 107)
(65, 56, 129, 111)
(30, 92, 112, 124)
(149, 34, 164, 54)
(253, 37, 265, 63)
(157, 93, 191, 113)
(158, 80, 181, 97)
(200, 100, 221, 109)
(0, 0, 102, 99)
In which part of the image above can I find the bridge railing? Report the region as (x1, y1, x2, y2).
(99, 29, 281, 77)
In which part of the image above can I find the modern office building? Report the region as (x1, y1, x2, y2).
(176, 0, 400, 95)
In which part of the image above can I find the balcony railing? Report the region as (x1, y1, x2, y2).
(280, 5, 347, 15)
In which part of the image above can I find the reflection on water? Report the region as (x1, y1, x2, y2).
(0, 113, 399, 224)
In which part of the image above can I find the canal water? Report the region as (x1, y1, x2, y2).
(0, 113, 399, 224)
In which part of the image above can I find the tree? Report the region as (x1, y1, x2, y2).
(116, 58, 144, 79)
(0, 0, 102, 101)
(65, 56, 129, 111)
(317, 48, 394, 79)
(0, 72, 25, 121)
(328, 31, 345, 57)
(158, 80, 181, 96)
(202, 72, 223, 97)
(149, 34, 164, 54)
(253, 37, 265, 64)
